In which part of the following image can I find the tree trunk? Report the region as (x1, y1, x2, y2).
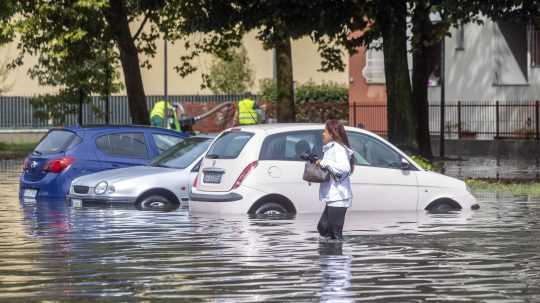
(105, 0, 149, 125)
(411, 3, 434, 160)
(376, 0, 416, 151)
(275, 38, 295, 122)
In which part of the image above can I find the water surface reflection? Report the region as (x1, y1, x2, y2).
(1, 161, 540, 301)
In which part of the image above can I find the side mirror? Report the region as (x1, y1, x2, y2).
(400, 158, 412, 170)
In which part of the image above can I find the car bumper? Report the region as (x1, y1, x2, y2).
(189, 186, 266, 214)
(20, 171, 74, 199)
(67, 194, 137, 206)
(189, 192, 243, 202)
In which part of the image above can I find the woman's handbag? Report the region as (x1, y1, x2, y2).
(303, 162, 330, 183)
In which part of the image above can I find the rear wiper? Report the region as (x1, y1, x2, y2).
(206, 154, 220, 159)
(32, 150, 42, 155)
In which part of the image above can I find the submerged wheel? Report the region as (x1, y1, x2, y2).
(426, 199, 462, 213)
(254, 202, 289, 216)
(136, 195, 178, 212)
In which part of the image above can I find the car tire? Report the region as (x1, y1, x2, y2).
(253, 202, 289, 216)
(426, 199, 461, 213)
(136, 195, 178, 212)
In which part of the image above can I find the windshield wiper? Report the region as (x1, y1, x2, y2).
(206, 154, 220, 159)
(152, 163, 172, 168)
(32, 150, 42, 155)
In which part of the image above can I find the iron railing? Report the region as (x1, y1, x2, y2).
(0, 95, 251, 129)
(350, 101, 540, 139)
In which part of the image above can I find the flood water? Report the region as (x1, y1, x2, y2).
(2, 159, 540, 302)
(440, 156, 540, 181)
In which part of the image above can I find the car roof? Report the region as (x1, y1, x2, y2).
(229, 123, 372, 136)
(57, 125, 185, 135)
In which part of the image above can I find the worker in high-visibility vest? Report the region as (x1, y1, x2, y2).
(150, 100, 183, 131)
(236, 95, 260, 125)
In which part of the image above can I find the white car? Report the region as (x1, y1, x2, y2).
(189, 124, 479, 215)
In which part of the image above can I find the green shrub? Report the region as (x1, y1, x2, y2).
(409, 155, 433, 170)
(258, 79, 347, 104)
(258, 79, 348, 122)
(295, 81, 347, 104)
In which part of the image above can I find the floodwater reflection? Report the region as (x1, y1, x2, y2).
(1, 160, 540, 301)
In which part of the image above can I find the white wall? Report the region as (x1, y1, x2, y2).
(429, 19, 540, 103)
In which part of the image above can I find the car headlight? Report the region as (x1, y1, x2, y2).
(94, 181, 108, 195)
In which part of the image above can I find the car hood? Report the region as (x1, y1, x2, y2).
(416, 170, 466, 190)
(73, 165, 182, 185)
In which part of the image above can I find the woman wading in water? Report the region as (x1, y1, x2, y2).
(316, 120, 355, 241)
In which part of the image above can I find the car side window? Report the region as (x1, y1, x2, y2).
(153, 133, 184, 154)
(96, 133, 148, 159)
(347, 132, 401, 169)
(260, 131, 322, 161)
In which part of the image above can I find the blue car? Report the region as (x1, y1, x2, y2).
(20, 125, 189, 200)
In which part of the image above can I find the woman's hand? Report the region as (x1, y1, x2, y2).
(315, 159, 321, 166)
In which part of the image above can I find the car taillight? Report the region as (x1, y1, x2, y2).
(44, 156, 75, 173)
(232, 161, 257, 190)
(193, 174, 199, 188)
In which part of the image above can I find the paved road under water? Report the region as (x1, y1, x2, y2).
(1, 160, 540, 302)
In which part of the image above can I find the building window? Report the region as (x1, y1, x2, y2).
(530, 23, 540, 67)
(428, 40, 442, 86)
(456, 23, 465, 50)
(362, 47, 386, 84)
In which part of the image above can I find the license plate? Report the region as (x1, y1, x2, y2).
(203, 172, 222, 184)
(71, 198, 83, 208)
(23, 189, 38, 198)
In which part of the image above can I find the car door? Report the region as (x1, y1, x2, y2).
(257, 130, 324, 213)
(95, 132, 150, 170)
(346, 131, 418, 211)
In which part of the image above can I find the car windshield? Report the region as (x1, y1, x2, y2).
(34, 130, 80, 154)
(151, 137, 211, 169)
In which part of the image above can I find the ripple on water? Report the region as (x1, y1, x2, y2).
(1, 162, 540, 302)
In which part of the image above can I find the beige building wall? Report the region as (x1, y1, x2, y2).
(0, 31, 348, 96)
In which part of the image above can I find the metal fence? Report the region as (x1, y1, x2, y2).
(0, 95, 249, 129)
(350, 101, 540, 140)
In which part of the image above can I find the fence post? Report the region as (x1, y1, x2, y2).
(495, 100, 500, 139)
(353, 103, 357, 127)
(534, 100, 540, 140)
(457, 101, 462, 139)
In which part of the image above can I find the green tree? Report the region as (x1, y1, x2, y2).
(207, 46, 254, 94)
(0, 59, 13, 95)
(9, 0, 177, 124)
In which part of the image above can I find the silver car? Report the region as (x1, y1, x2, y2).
(67, 135, 214, 211)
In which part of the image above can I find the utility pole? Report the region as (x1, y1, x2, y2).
(439, 36, 445, 158)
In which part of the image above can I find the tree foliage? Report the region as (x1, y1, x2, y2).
(207, 46, 254, 94)
(0, 59, 13, 95)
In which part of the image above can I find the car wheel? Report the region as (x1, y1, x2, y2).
(253, 202, 289, 216)
(136, 195, 178, 212)
(426, 199, 461, 213)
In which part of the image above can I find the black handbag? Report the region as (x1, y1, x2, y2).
(302, 162, 330, 183)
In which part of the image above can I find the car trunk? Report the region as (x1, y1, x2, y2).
(23, 129, 79, 181)
(24, 152, 65, 181)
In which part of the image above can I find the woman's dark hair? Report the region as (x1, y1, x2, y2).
(325, 119, 355, 172)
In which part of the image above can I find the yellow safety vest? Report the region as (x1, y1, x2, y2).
(238, 98, 257, 125)
(150, 100, 180, 131)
